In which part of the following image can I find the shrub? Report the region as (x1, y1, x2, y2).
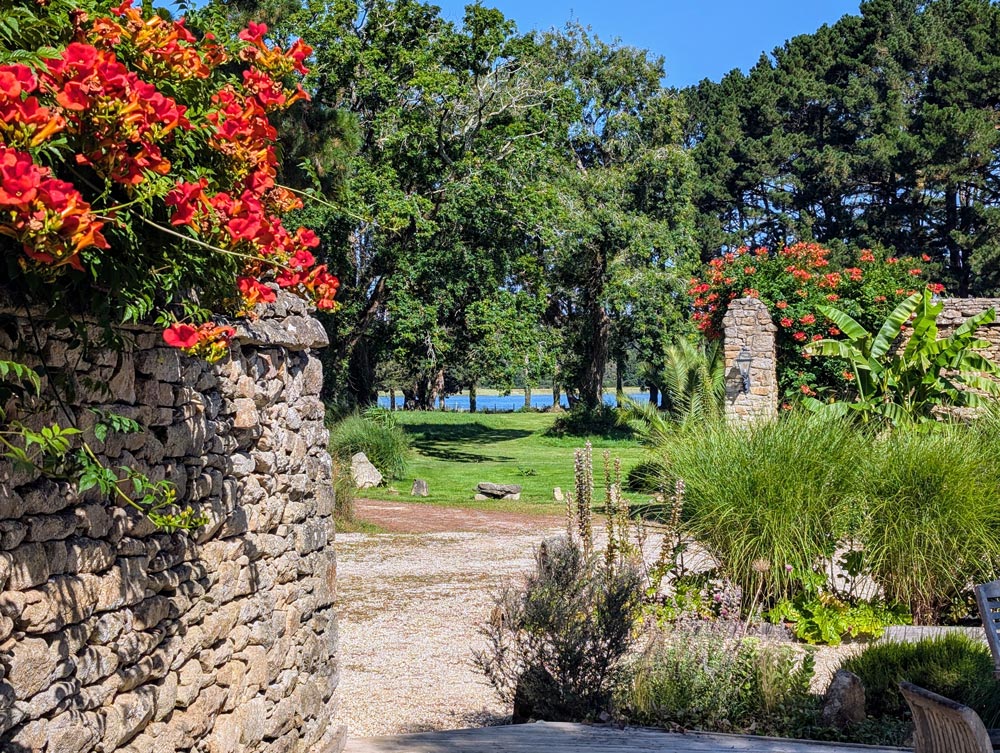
(858, 427, 1000, 623)
(622, 626, 816, 735)
(547, 404, 631, 439)
(659, 414, 861, 609)
(328, 411, 410, 480)
(841, 634, 1000, 726)
(474, 536, 643, 722)
(625, 458, 666, 493)
(688, 243, 943, 400)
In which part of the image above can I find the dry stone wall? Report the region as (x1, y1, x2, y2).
(720, 296, 1000, 416)
(0, 292, 341, 753)
(937, 298, 1000, 362)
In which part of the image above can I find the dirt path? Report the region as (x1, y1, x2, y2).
(350, 498, 567, 534)
(333, 500, 566, 737)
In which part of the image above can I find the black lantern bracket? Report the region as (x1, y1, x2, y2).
(735, 347, 752, 393)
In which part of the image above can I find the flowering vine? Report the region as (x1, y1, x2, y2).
(0, 0, 341, 532)
(688, 243, 943, 400)
(0, 0, 339, 362)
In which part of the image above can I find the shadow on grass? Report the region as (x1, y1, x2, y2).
(404, 420, 533, 463)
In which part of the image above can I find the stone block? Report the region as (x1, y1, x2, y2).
(135, 348, 182, 382)
(99, 688, 156, 750)
(8, 542, 50, 590)
(66, 538, 115, 574)
(231, 398, 259, 429)
(75, 645, 120, 685)
(4, 636, 59, 699)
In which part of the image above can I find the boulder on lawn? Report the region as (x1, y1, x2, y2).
(821, 669, 866, 728)
(477, 482, 522, 500)
(411, 479, 429, 497)
(351, 452, 382, 489)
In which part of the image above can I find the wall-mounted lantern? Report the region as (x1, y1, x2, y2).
(736, 347, 752, 393)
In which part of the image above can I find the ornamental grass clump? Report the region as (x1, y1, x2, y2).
(328, 408, 410, 480)
(858, 428, 1000, 623)
(659, 414, 861, 610)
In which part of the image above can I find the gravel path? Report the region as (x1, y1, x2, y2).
(333, 500, 856, 739)
(333, 500, 567, 737)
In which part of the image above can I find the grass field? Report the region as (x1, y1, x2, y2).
(360, 411, 647, 513)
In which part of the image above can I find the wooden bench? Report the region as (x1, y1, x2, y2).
(899, 681, 994, 753)
(976, 579, 1000, 678)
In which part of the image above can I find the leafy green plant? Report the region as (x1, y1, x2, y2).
(623, 627, 816, 735)
(617, 339, 723, 443)
(841, 634, 1000, 726)
(657, 338, 725, 425)
(806, 288, 1000, 425)
(328, 411, 411, 480)
(766, 568, 910, 645)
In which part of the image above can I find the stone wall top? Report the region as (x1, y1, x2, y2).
(0, 288, 329, 352)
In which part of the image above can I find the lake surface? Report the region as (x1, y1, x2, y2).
(376, 390, 650, 412)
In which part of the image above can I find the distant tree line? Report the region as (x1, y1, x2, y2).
(209, 0, 1000, 409)
(685, 0, 1000, 296)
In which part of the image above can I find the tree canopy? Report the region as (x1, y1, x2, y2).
(684, 0, 1000, 297)
(209, 0, 1000, 409)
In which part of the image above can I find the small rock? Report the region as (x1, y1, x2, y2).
(476, 482, 522, 499)
(411, 479, 429, 497)
(821, 669, 866, 728)
(502, 492, 521, 501)
(351, 452, 383, 489)
(473, 494, 490, 501)
(553, 487, 564, 502)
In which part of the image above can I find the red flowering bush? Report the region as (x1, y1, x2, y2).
(688, 243, 943, 399)
(0, 0, 338, 362)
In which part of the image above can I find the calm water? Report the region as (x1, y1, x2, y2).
(376, 390, 650, 412)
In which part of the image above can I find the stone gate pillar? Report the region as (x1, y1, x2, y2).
(722, 297, 778, 424)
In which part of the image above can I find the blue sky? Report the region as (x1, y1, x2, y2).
(433, 1, 862, 87)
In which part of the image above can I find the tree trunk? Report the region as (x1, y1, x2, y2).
(389, 387, 396, 411)
(524, 385, 532, 410)
(347, 337, 378, 407)
(552, 383, 562, 410)
(434, 368, 446, 410)
(649, 383, 659, 408)
(415, 379, 429, 410)
(945, 187, 967, 295)
(469, 383, 477, 413)
(580, 305, 610, 411)
(616, 355, 624, 396)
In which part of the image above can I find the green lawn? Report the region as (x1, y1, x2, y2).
(363, 411, 647, 513)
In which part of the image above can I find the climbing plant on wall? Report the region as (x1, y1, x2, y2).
(0, 0, 337, 529)
(687, 243, 943, 402)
